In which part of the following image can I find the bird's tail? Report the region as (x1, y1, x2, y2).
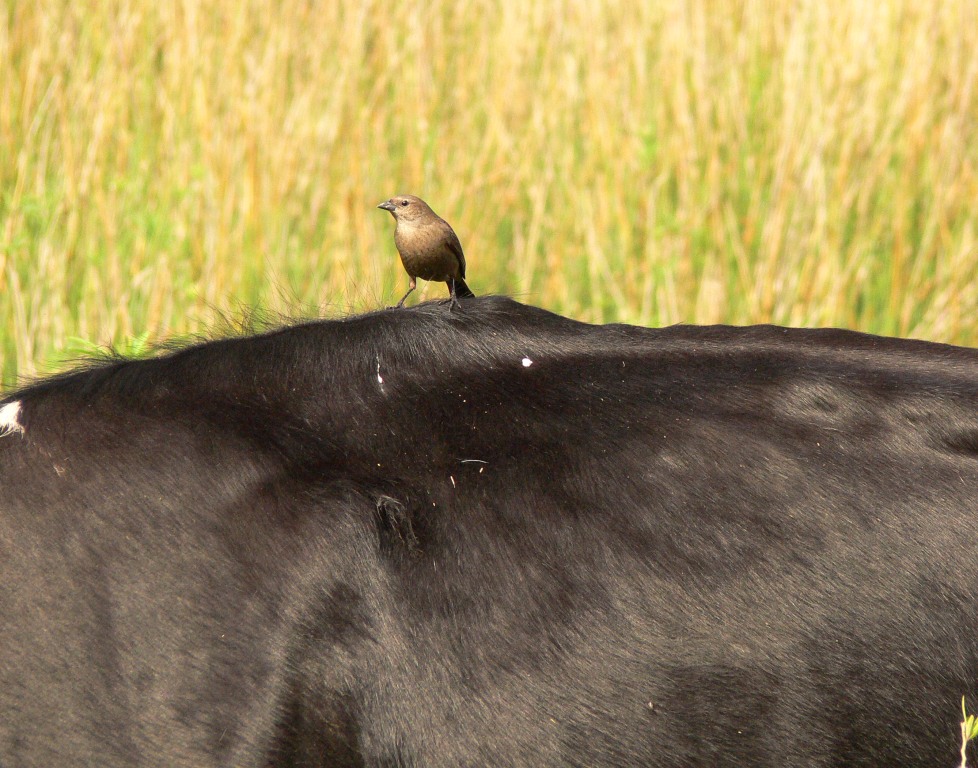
(454, 277, 475, 298)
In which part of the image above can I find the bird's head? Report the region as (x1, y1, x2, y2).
(377, 195, 433, 223)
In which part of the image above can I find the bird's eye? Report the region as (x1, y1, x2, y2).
(400, 200, 409, 206)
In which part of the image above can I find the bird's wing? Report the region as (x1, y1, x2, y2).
(443, 224, 466, 278)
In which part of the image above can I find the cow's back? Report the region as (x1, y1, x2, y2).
(3, 297, 978, 767)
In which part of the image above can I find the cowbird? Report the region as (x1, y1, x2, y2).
(377, 195, 474, 308)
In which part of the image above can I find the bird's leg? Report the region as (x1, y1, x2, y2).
(395, 278, 417, 308)
(446, 278, 462, 311)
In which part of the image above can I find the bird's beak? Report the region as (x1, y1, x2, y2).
(377, 200, 396, 212)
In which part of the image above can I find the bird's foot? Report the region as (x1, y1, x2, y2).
(440, 295, 463, 312)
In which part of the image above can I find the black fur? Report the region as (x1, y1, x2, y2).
(2, 296, 978, 766)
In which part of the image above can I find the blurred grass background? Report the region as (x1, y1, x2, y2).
(1, 0, 977, 387)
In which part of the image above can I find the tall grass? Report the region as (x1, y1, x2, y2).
(2, 0, 977, 387)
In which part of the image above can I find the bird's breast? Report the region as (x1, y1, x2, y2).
(393, 224, 461, 281)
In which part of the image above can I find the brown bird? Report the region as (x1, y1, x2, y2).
(377, 194, 475, 308)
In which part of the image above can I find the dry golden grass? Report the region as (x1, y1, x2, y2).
(2, 0, 977, 385)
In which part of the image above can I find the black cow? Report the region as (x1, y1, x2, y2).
(2, 296, 978, 767)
